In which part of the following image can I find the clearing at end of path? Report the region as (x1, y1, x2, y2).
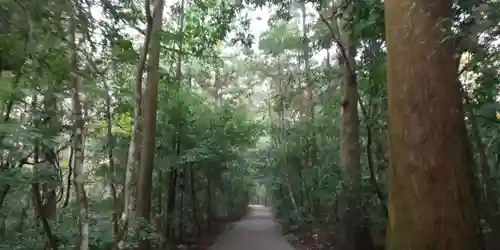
(208, 205, 296, 250)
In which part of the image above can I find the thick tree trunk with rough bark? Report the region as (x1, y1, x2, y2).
(384, 0, 482, 249)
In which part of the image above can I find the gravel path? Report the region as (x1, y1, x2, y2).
(209, 205, 296, 250)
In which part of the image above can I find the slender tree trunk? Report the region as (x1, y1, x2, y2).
(70, 9, 89, 249)
(62, 147, 74, 208)
(178, 168, 186, 241)
(336, 4, 374, 250)
(41, 99, 58, 220)
(166, 135, 181, 241)
(166, 168, 178, 238)
(104, 79, 119, 234)
(206, 177, 213, 227)
(384, 0, 482, 249)
(32, 134, 58, 250)
(136, 0, 164, 249)
(33, 183, 58, 250)
(112, 0, 158, 247)
(300, 0, 316, 213)
(165, 0, 185, 242)
(468, 105, 500, 235)
(189, 164, 201, 236)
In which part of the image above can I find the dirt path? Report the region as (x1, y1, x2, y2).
(208, 205, 296, 250)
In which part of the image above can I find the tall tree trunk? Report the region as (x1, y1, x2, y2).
(136, 0, 164, 249)
(70, 8, 89, 250)
(112, 0, 157, 247)
(105, 77, 119, 234)
(62, 146, 74, 208)
(189, 164, 201, 236)
(33, 182, 58, 250)
(165, 167, 178, 238)
(384, 0, 482, 249)
(466, 101, 500, 236)
(300, 0, 317, 214)
(166, 0, 186, 241)
(206, 177, 213, 227)
(32, 110, 58, 250)
(178, 168, 186, 241)
(41, 94, 59, 220)
(336, 4, 373, 250)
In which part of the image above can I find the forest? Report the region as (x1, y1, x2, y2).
(0, 0, 499, 249)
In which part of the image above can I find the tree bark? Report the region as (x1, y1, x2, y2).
(69, 5, 89, 250)
(135, 0, 164, 249)
(112, 0, 157, 248)
(336, 3, 374, 250)
(384, 0, 482, 249)
(71, 45, 89, 250)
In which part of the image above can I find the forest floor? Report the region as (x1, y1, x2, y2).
(199, 205, 297, 250)
(190, 205, 500, 250)
(284, 225, 338, 250)
(189, 206, 382, 250)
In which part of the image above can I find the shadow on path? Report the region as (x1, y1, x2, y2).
(208, 205, 296, 250)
